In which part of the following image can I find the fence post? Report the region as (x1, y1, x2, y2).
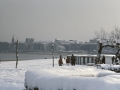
(51, 43, 54, 67)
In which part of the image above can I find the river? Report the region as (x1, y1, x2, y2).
(0, 52, 67, 61)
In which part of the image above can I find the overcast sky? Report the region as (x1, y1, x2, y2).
(0, 0, 120, 42)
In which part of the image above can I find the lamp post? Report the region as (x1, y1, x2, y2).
(51, 43, 54, 67)
(16, 39, 18, 68)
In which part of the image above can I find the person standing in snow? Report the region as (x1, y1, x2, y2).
(94, 58, 97, 65)
(71, 54, 76, 66)
(102, 55, 105, 64)
(58, 55, 63, 66)
(66, 56, 70, 66)
(111, 56, 114, 64)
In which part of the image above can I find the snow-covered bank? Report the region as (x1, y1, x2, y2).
(24, 65, 118, 90)
(1, 59, 120, 90)
(96, 64, 120, 72)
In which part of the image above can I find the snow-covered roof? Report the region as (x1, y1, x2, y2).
(67, 54, 115, 57)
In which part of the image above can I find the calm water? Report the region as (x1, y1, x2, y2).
(0, 53, 66, 61)
(0, 53, 114, 64)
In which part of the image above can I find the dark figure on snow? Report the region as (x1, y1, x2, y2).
(102, 55, 105, 64)
(58, 55, 63, 66)
(66, 56, 70, 66)
(71, 54, 76, 66)
(111, 56, 114, 64)
(94, 58, 97, 65)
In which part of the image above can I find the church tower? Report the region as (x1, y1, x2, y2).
(12, 35, 14, 43)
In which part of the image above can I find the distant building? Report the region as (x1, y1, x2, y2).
(79, 38, 98, 54)
(12, 35, 14, 43)
(0, 42, 9, 52)
(26, 38, 34, 44)
(33, 42, 43, 51)
(54, 39, 78, 52)
(0, 37, 100, 53)
(11, 35, 16, 52)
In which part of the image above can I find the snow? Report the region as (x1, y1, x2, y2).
(97, 64, 120, 71)
(1, 59, 120, 90)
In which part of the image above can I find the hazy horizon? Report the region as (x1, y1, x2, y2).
(1, 0, 120, 43)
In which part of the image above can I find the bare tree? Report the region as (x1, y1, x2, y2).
(94, 28, 107, 40)
(95, 27, 120, 64)
(94, 30, 100, 39)
(108, 27, 120, 44)
(114, 27, 120, 39)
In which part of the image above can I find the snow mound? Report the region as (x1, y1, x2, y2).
(25, 65, 116, 90)
(97, 64, 120, 72)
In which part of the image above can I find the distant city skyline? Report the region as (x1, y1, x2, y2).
(1, 0, 120, 43)
(0, 35, 88, 43)
(0, 35, 92, 43)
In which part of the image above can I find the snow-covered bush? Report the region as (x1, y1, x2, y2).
(24, 65, 116, 90)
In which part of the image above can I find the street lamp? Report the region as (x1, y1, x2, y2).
(16, 39, 18, 68)
(51, 43, 54, 67)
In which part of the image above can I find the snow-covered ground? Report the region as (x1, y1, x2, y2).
(1, 59, 120, 90)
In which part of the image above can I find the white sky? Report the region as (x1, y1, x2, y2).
(0, 0, 120, 42)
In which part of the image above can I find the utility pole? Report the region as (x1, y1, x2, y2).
(51, 43, 54, 67)
(16, 39, 18, 68)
